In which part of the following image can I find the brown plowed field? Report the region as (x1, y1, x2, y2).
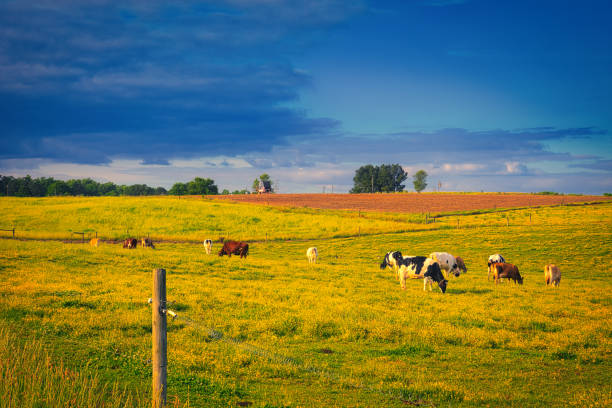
(210, 193, 611, 214)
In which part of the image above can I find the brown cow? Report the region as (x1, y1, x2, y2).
(544, 264, 561, 286)
(218, 240, 249, 258)
(123, 238, 138, 249)
(492, 262, 523, 285)
(455, 256, 467, 274)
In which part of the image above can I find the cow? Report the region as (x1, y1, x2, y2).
(141, 237, 155, 249)
(123, 238, 138, 249)
(89, 238, 100, 247)
(487, 254, 506, 280)
(544, 264, 561, 286)
(429, 252, 467, 278)
(491, 262, 523, 285)
(398, 256, 448, 293)
(218, 240, 249, 258)
(380, 251, 405, 280)
(306, 247, 318, 264)
(203, 239, 213, 255)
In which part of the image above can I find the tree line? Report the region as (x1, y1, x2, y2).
(0, 175, 169, 197)
(0, 174, 265, 197)
(350, 164, 428, 193)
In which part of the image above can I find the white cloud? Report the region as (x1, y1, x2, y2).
(504, 162, 529, 174)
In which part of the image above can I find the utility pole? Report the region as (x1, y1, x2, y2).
(371, 173, 374, 193)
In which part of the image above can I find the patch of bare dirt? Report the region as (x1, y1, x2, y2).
(209, 193, 611, 214)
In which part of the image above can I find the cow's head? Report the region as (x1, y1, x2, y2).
(456, 257, 467, 273)
(517, 275, 524, 285)
(438, 279, 448, 293)
(380, 253, 389, 270)
(218, 249, 225, 256)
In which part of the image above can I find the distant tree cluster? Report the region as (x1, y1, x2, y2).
(168, 177, 218, 195)
(350, 165, 429, 193)
(252, 173, 274, 193)
(0, 175, 167, 197)
(221, 189, 250, 195)
(350, 164, 408, 193)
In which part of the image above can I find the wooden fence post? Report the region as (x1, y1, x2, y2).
(12, 228, 15, 239)
(152, 268, 167, 408)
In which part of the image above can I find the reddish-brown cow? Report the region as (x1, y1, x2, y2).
(492, 262, 523, 285)
(123, 238, 138, 249)
(218, 240, 249, 258)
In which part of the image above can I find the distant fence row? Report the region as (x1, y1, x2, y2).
(1, 200, 609, 244)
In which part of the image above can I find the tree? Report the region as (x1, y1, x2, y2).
(221, 189, 230, 195)
(187, 177, 218, 195)
(169, 182, 187, 195)
(350, 164, 407, 193)
(252, 178, 260, 193)
(413, 170, 428, 193)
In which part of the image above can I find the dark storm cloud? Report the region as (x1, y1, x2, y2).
(0, 1, 353, 164)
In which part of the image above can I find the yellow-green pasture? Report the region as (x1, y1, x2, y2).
(0, 195, 609, 243)
(0, 202, 611, 407)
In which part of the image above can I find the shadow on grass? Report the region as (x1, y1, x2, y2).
(446, 288, 492, 295)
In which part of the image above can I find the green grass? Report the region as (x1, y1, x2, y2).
(1, 196, 609, 243)
(0, 200, 610, 407)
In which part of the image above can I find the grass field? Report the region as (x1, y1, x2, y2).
(0, 195, 610, 243)
(0, 197, 611, 407)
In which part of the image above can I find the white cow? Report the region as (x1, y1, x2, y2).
(307, 247, 318, 264)
(203, 239, 213, 255)
(429, 252, 467, 278)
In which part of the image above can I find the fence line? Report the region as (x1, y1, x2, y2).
(0, 227, 15, 238)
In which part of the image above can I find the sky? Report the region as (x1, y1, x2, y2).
(1, 0, 611, 193)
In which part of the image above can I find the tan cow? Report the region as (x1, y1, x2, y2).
(544, 264, 561, 286)
(203, 239, 213, 254)
(89, 238, 100, 247)
(307, 247, 318, 264)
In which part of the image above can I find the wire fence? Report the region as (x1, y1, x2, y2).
(0, 299, 429, 407)
(173, 313, 429, 406)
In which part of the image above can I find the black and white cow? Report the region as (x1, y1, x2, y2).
(380, 251, 404, 280)
(398, 256, 448, 293)
(487, 254, 505, 280)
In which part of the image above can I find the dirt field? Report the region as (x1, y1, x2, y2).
(211, 192, 611, 214)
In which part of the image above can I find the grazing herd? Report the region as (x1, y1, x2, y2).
(89, 234, 561, 292)
(379, 249, 559, 292)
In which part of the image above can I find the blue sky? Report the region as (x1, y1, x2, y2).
(1, 0, 611, 193)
